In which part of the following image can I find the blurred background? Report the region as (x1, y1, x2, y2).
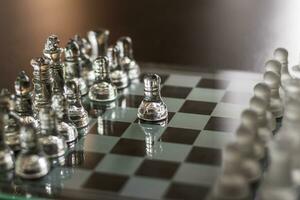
(1, 0, 300, 89)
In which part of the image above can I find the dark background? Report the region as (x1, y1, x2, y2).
(1, 0, 299, 89)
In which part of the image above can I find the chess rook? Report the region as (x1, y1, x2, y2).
(138, 74, 168, 121)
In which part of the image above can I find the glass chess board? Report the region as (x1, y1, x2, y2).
(0, 68, 263, 200)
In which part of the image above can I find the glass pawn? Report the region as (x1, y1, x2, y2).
(87, 29, 110, 60)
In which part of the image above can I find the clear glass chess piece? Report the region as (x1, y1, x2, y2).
(87, 29, 110, 60)
(0, 113, 14, 172)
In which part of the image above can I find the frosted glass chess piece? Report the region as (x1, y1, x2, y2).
(15, 124, 50, 179)
(74, 35, 95, 86)
(265, 59, 285, 99)
(64, 39, 88, 96)
(38, 108, 66, 159)
(88, 56, 118, 102)
(274, 48, 292, 87)
(253, 82, 276, 131)
(51, 93, 78, 145)
(206, 172, 251, 200)
(65, 80, 89, 129)
(0, 113, 14, 172)
(257, 139, 297, 200)
(116, 36, 140, 80)
(263, 71, 283, 118)
(31, 57, 52, 117)
(138, 74, 168, 121)
(107, 46, 129, 89)
(87, 29, 110, 60)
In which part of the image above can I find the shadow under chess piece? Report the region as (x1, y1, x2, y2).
(116, 36, 140, 80)
(88, 56, 118, 102)
(138, 74, 168, 121)
(87, 29, 110, 60)
(107, 46, 129, 89)
(15, 124, 50, 179)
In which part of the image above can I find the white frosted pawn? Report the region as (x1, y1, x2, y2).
(291, 57, 300, 79)
(263, 71, 283, 118)
(206, 173, 251, 200)
(274, 48, 292, 86)
(253, 83, 276, 131)
(249, 96, 272, 142)
(265, 59, 281, 76)
(257, 139, 297, 200)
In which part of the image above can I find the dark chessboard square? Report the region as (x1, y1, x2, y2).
(179, 100, 217, 115)
(204, 116, 239, 132)
(110, 138, 146, 157)
(165, 182, 210, 200)
(196, 78, 230, 89)
(83, 172, 128, 192)
(221, 91, 251, 105)
(134, 112, 175, 124)
(135, 159, 180, 179)
(139, 73, 169, 84)
(161, 85, 192, 99)
(118, 94, 144, 108)
(186, 146, 221, 166)
(89, 121, 131, 137)
(160, 127, 200, 145)
(65, 151, 105, 170)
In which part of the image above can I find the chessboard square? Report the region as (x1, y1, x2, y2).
(110, 138, 146, 157)
(124, 82, 144, 95)
(163, 97, 185, 112)
(186, 146, 221, 166)
(122, 123, 166, 141)
(161, 85, 192, 99)
(151, 142, 192, 162)
(65, 151, 105, 170)
(82, 172, 128, 192)
(221, 91, 252, 105)
(165, 182, 210, 200)
(96, 154, 143, 176)
(187, 88, 226, 103)
(117, 94, 144, 108)
(140, 73, 169, 84)
(135, 159, 180, 179)
(169, 112, 210, 130)
(179, 100, 217, 115)
(63, 168, 92, 189)
(160, 127, 200, 145)
(76, 134, 119, 154)
(227, 79, 260, 92)
(212, 102, 246, 119)
(196, 78, 230, 89)
(194, 130, 235, 149)
(89, 120, 131, 137)
(103, 107, 138, 123)
(164, 74, 201, 87)
(204, 116, 239, 132)
(174, 163, 220, 186)
(121, 177, 170, 200)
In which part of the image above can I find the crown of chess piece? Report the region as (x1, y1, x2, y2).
(206, 172, 251, 200)
(137, 74, 168, 121)
(74, 35, 95, 87)
(51, 93, 78, 145)
(65, 80, 89, 129)
(116, 36, 140, 80)
(273, 48, 292, 86)
(263, 71, 283, 118)
(38, 108, 66, 159)
(15, 123, 50, 179)
(222, 143, 262, 184)
(31, 57, 52, 116)
(0, 89, 21, 152)
(107, 46, 129, 89)
(64, 39, 88, 96)
(87, 29, 110, 60)
(0, 113, 15, 172)
(88, 56, 118, 102)
(43, 35, 65, 95)
(253, 82, 276, 131)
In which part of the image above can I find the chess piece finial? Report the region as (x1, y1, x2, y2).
(116, 36, 140, 80)
(64, 39, 88, 96)
(88, 56, 118, 102)
(15, 124, 50, 179)
(107, 46, 129, 89)
(0, 113, 14, 171)
(137, 74, 168, 121)
(65, 80, 89, 129)
(87, 29, 110, 60)
(263, 71, 283, 118)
